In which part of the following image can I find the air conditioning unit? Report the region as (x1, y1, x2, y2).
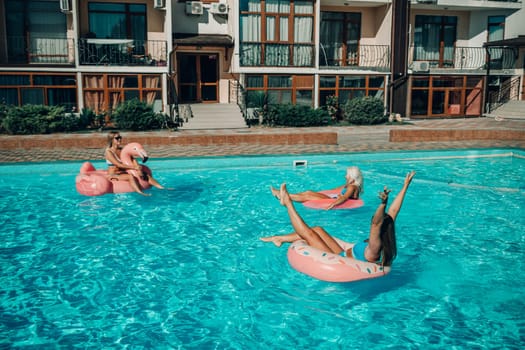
(413, 61, 430, 72)
(153, 0, 165, 9)
(59, 0, 70, 13)
(186, 1, 204, 15)
(210, 3, 228, 15)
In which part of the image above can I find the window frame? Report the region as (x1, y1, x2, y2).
(0, 72, 77, 111)
(82, 73, 162, 115)
(318, 75, 386, 106)
(244, 74, 314, 106)
(239, 0, 315, 67)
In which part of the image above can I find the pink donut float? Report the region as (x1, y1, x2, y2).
(287, 238, 390, 282)
(75, 142, 153, 196)
(302, 189, 364, 210)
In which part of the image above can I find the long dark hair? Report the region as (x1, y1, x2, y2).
(379, 214, 397, 266)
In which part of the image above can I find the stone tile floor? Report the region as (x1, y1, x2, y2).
(0, 117, 523, 163)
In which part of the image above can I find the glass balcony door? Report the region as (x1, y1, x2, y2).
(178, 54, 218, 103)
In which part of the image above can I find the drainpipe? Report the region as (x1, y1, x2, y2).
(484, 46, 491, 115)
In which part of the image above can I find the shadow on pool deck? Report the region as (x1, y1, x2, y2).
(0, 117, 523, 163)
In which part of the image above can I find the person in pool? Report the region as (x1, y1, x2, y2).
(269, 166, 364, 210)
(104, 131, 165, 196)
(261, 171, 416, 267)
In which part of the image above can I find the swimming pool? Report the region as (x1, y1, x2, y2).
(1, 149, 524, 348)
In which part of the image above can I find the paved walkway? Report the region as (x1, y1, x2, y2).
(0, 117, 523, 163)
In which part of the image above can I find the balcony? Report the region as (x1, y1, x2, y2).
(78, 39, 168, 66)
(240, 43, 315, 67)
(410, 45, 517, 70)
(0, 36, 75, 65)
(413, 0, 522, 10)
(319, 44, 390, 71)
(0, 36, 168, 67)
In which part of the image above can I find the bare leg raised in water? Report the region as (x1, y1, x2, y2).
(260, 232, 300, 247)
(278, 184, 343, 254)
(269, 185, 331, 202)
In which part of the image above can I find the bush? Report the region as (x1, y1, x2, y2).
(263, 104, 330, 127)
(79, 108, 105, 129)
(342, 96, 387, 125)
(0, 102, 8, 133)
(325, 95, 340, 121)
(111, 99, 166, 131)
(1, 105, 81, 134)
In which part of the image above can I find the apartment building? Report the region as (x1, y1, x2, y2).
(0, 0, 523, 122)
(0, 0, 171, 117)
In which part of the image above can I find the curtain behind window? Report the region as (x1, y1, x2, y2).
(5, 0, 67, 63)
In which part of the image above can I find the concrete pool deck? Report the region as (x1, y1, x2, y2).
(0, 116, 523, 163)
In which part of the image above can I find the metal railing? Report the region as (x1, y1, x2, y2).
(78, 39, 167, 66)
(1, 36, 75, 65)
(319, 44, 390, 70)
(240, 43, 315, 67)
(410, 45, 517, 70)
(486, 76, 521, 113)
(0, 36, 168, 67)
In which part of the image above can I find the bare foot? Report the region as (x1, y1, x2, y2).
(260, 236, 283, 247)
(279, 183, 292, 206)
(270, 186, 280, 200)
(139, 191, 152, 197)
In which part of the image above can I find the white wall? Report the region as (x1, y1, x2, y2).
(172, 1, 230, 35)
(505, 7, 525, 39)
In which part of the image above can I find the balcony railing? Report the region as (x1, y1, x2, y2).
(410, 45, 517, 70)
(78, 39, 167, 66)
(0, 36, 168, 67)
(319, 44, 390, 70)
(487, 76, 521, 113)
(239, 42, 390, 70)
(1, 36, 75, 65)
(240, 43, 315, 67)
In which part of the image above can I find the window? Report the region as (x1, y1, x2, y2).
(83, 74, 162, 115)
(487, 16, 505, 42)
(0, 73, 77, 111)
(320, 12, 361, 67)
(4, 0, 68, 64)
(414, 15, 457, 68)
(245, 74, 313, 106)
(487, 16, 508, 69)
(319, 75, 386, 106)
(240, 0, 314, 67)
(411, 76, 482, 117)
(88, 2, 146, 41)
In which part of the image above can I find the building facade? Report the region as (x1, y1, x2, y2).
(0, 0, 523, 121)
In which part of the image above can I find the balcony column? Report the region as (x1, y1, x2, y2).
(389, 0, 411, 117)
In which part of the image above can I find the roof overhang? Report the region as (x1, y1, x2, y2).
(483, 36, 525, 48)
(173, 34, 234, 47)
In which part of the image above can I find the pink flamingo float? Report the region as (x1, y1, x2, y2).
(75, 142, 153, 196)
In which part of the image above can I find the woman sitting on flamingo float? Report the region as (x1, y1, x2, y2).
(76, 131, 165, 196)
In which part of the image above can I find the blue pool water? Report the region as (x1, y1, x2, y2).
(0, 149, 524, 348)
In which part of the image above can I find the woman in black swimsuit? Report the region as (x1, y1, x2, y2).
(261, 171, 416, 267)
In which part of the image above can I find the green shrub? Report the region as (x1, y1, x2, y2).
(0, 102, 8, 133)
(342, 96, 387, 125)
(79, 108, 105, 129)
(111, 99, 165, 131)
(263, 104, 330, 127)
(325, 95, 340, 121)
(1, 104, 80, 134)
